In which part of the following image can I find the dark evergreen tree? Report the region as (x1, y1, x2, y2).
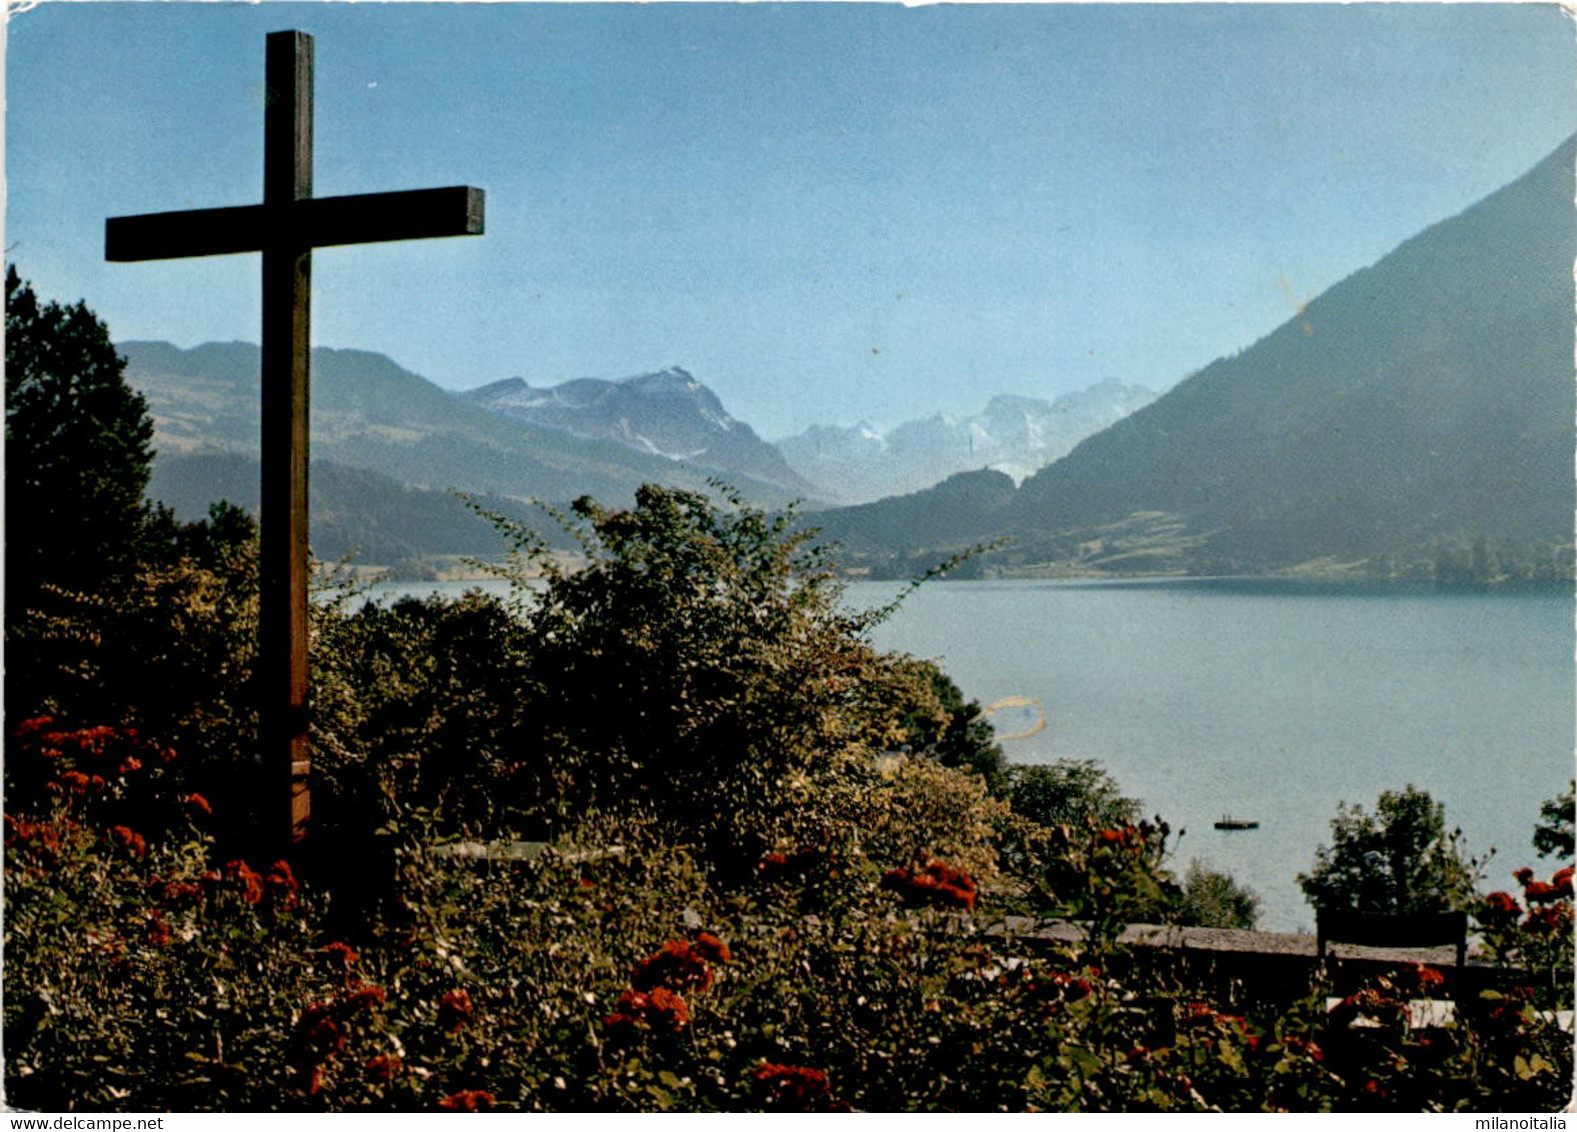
(5, 266, 155, 610)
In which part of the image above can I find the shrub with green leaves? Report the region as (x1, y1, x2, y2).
(1177, 860, 1261, 931)
(10, 748, 1571, 1113)
(1298, 785, 1484, 915)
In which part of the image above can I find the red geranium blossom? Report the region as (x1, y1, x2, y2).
(157, 880, 203, 908)
(1480, 891, 1522, 927)
(292, 1006, 346, 1067)
(1523, 880, 1561, 904)
(881, 859, 977, 911)
(265, 860, 299, 908)
(222, 860, 265, 904)
(1403, 963, 1446, 993)
(109, 825, 147, 858)
(693, 931, 732, 965)
(604, 986, 689, 1035)
(322, 941, 360, 969)
(632, 940, 713, 993)
(437, 1090, 495, 1112)
(754, 1062, 849, 1112)
(144, 911, 173, 948)
(438, 988, 474, 1033)
(364, 1053, 401, 1084)
(1524, 902, 1574, 936)
(756, 847, 833, 882)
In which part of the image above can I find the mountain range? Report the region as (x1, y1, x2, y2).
(814, 136, 1576, 577)
(462, 367, 814, 496)
(124, 135, 1575, 578)
(776, 381, 1156, 504)
(122, 343, 814, 570)
(123, 346, 1149, 569)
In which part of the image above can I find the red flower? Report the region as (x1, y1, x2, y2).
(364, 1053, 401, 1084)
(145, 911, 173, 948)
(159, 880, 203, 908)
(292, 1004, 346, 1067)
(184, 793, 213, 815)
(1524, 880, 1561, 905)
(1552, 866, 1574, 897)
(265, 860, 300, 909)
(1283, 1035, 1324, 1063)
(1406, 963, 1446, 992)
(438, 988, 473, 1033)
(323, 941, 360, 969)
(753, 1062, 848, 1112)
(109, 825, 147, 858)
(1523, 902, 1574, 936)
(54, 770, 100, 795)
(756, 847, 832, 882)
(632, 940, 713, 993)
(881, 859, 977, 911)
(1514, 867, 1535, 887)
(4, 815, 67, 864)
(437, 1090, 495, 1112)
(1480, 891, 1522, 926)
(604, 986, 689, 1035)
(693, 931, 732, 965)
(223, 860, 265, 904)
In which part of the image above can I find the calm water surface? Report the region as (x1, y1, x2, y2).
(862, 578, 1574, 932)
(360, 576, 1574, 932)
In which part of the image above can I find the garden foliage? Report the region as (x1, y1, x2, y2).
(4, 276, 1573, 1111)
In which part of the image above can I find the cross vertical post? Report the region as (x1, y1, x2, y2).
(105, 30, 485, 861)
(260, 30, 315, 851)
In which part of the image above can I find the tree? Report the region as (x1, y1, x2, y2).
(456, 484, 1002, 877)
(5, 266, 155, 610)
(1177, 860, 1260, 930)
(899, 663, 1006, 791)
(1298, 784, 1483, 915)
(1533, 782, 1575, 860)
(1005, 758, 1142, 831)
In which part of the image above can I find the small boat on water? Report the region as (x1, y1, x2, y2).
(1214, 815, 1259, 831)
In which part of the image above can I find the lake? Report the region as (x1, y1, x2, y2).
(355, 575, 1574, 932)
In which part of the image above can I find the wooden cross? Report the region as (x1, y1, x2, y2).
(106, 30, 484, 857)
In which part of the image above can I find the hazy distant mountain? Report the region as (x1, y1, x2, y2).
(121, 342, 810, 522)
(817, 136, 1577, 576)
(148, 451, 567, 570)
(463, 367, 816, 496)
(807, 468, 1018, 569)
(777, 380, 1156, 505)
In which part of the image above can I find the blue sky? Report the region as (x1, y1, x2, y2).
(7, 2, 1575, 438)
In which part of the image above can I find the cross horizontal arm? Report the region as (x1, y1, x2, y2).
(106, 185, 485, 262)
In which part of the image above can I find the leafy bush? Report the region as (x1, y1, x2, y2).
(1177, 860, 1261, 931)
(1005, 758, 1142, 831)
(9, 752, 1572, 1113)
(1298, 785, 1484, 915)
